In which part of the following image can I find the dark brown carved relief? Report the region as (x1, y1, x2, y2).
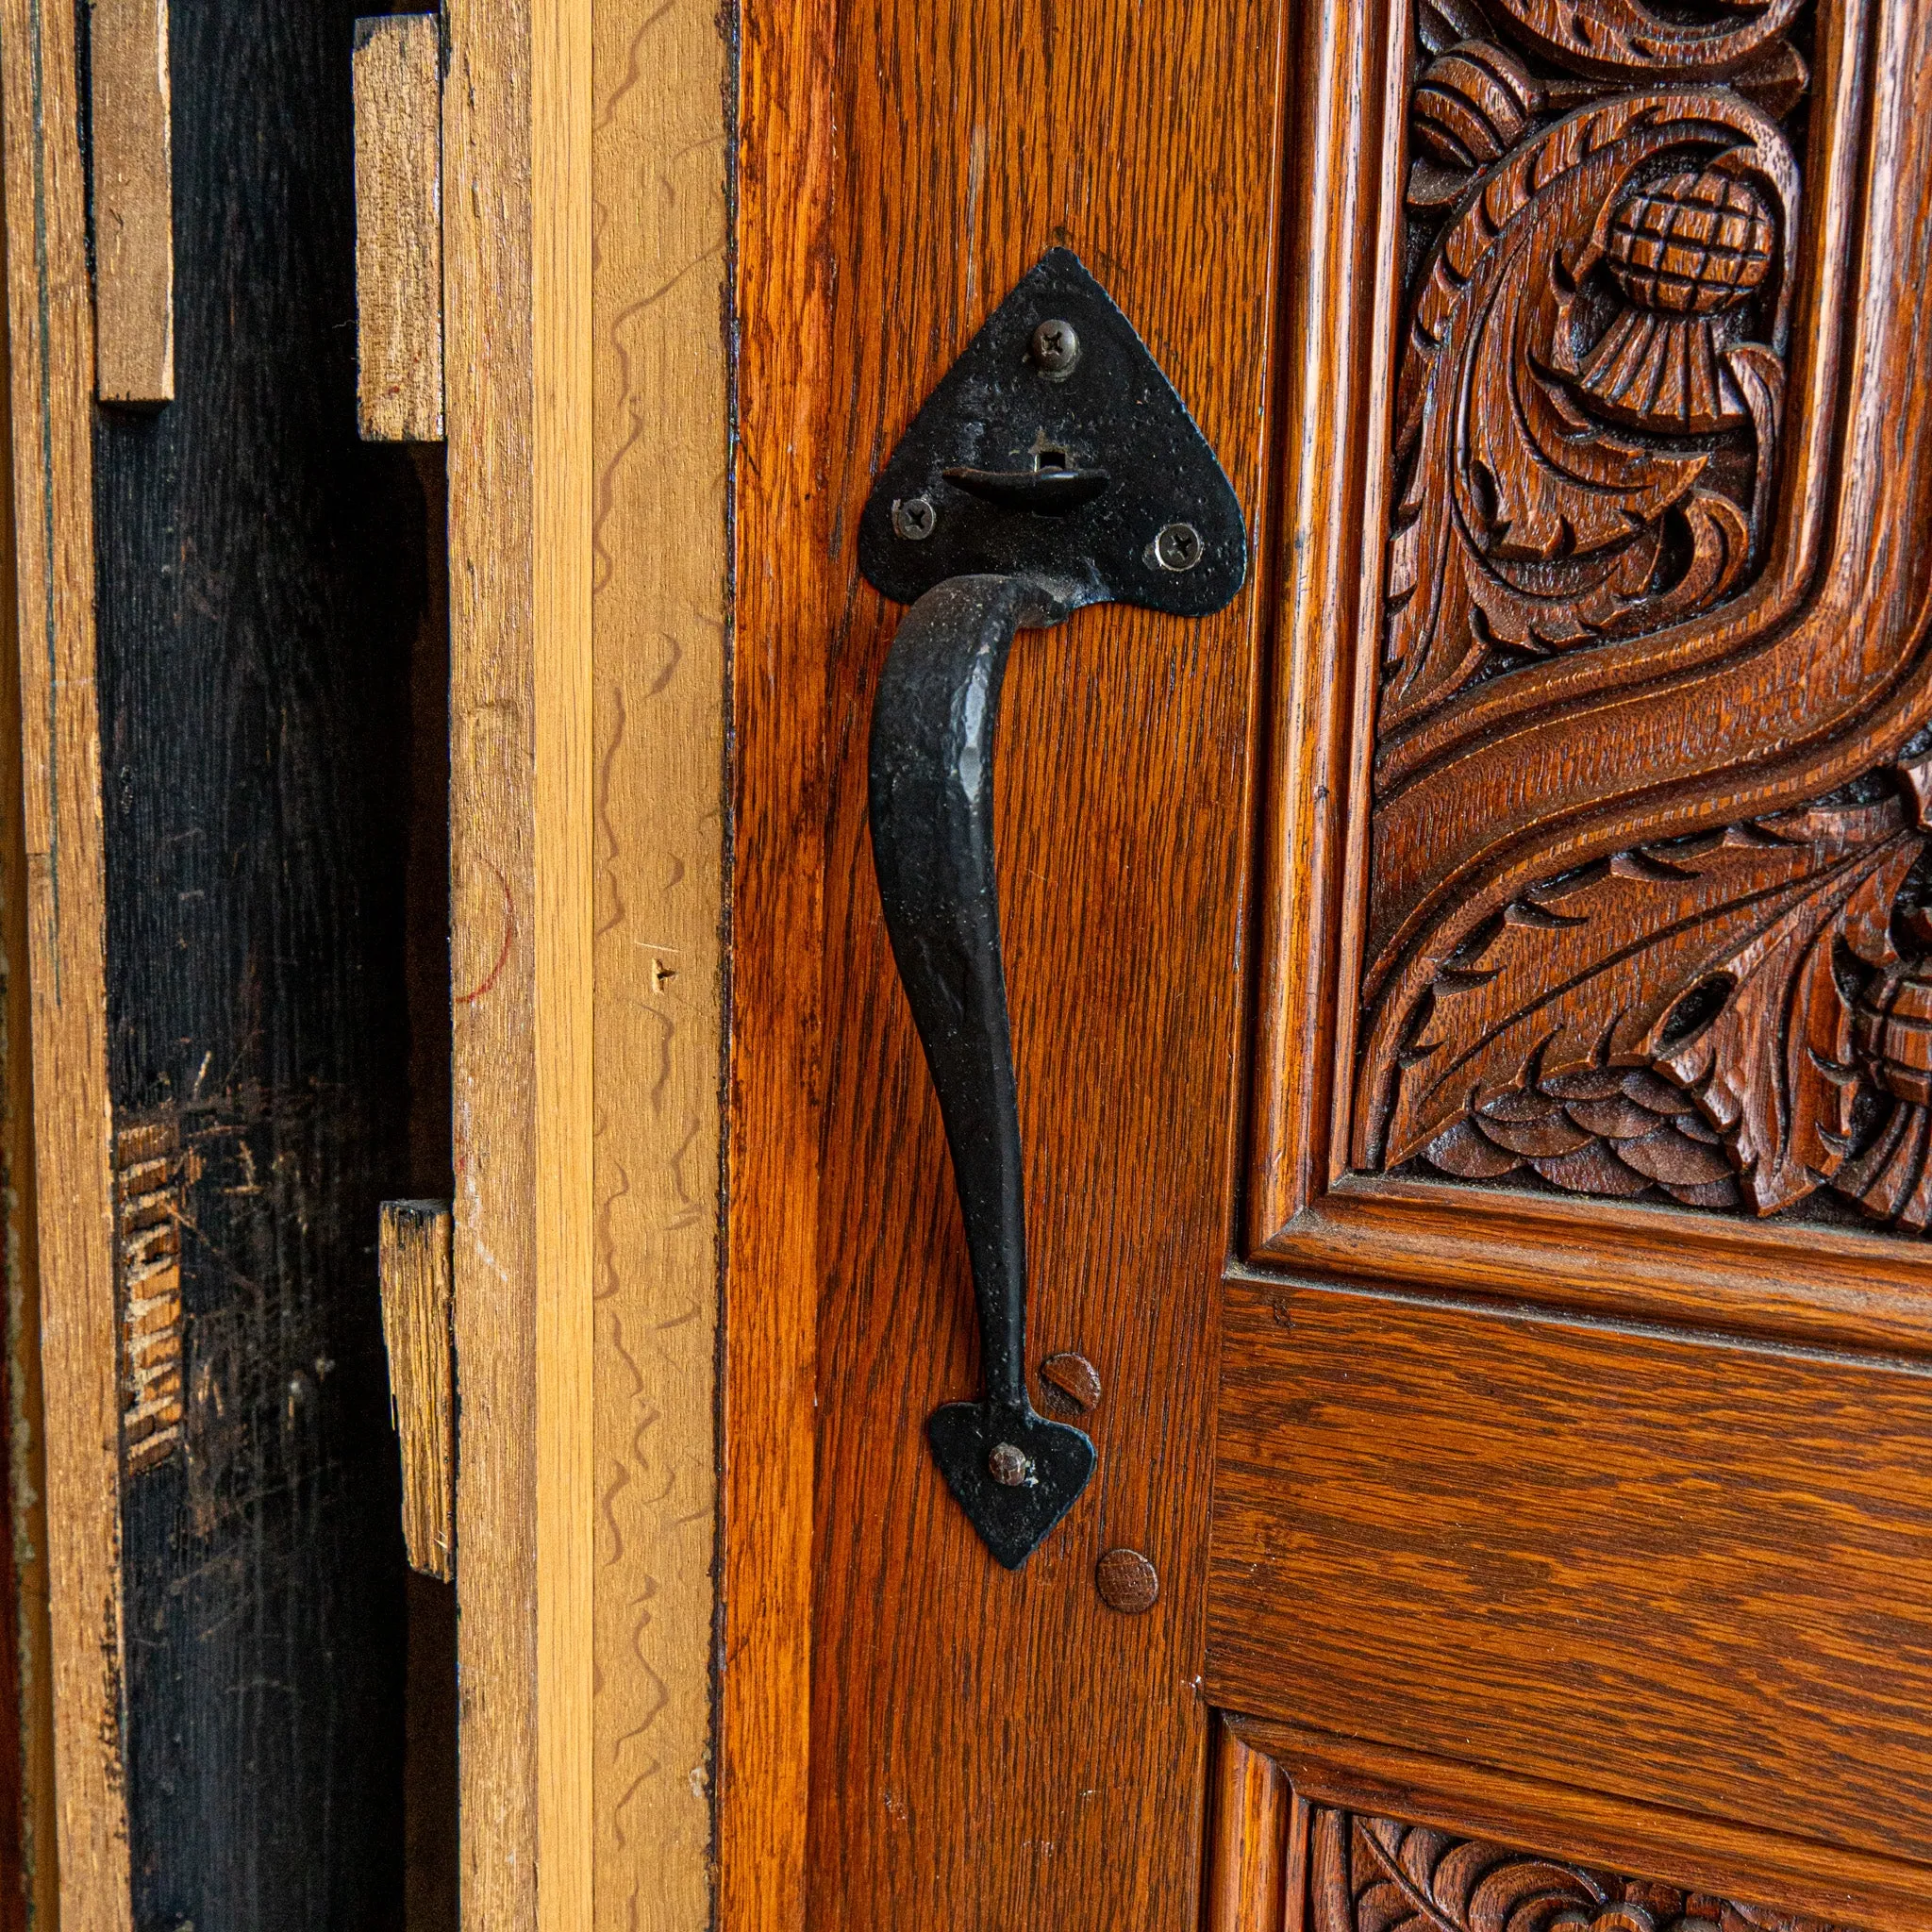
(1304, 1809, 1845, 1932)
(1353, 0, 1932, 1235)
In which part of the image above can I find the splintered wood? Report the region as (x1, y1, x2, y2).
(352, 15, 443, 441)
(88, 0, 175, 404)
(378, 1200, 455, 1581)
(114, 1120, 186, 1474)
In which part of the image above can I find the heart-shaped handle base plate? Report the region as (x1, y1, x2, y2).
(927, 1400, 1096, 1570)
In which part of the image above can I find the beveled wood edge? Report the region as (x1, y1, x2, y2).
(1247, 1174, 1932, 1359)
(1225, 1715, 1932, 1932)
(1245, 0, 1406, 1241)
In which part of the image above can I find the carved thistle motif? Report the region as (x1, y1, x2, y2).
(1354, 0, 1932, 1240)
(1306, 1810, 1845, 1932)
(1384, 8, 1798, 732)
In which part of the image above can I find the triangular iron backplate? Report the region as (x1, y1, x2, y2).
(858, 249, 1247, 618)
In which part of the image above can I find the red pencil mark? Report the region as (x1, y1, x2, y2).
(454, 861, 517, 1006)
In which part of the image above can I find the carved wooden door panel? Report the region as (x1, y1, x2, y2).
(1216, 0, 1932, 1925)
(732, 0, 1932, 1925)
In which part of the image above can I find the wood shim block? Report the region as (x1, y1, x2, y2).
(352, 15, 443, 441)
(378, 1200, 455, 1581)
(90, 0, 175, 404)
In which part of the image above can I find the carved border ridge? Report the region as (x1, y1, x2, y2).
(1210, 1721, 1927, 1932)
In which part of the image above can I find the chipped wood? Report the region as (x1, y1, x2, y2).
(379, 1200, 456, 1583)
(113, 1120, 184, 1476)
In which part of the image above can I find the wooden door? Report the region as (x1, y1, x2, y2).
(727, 0, 1932, 1927)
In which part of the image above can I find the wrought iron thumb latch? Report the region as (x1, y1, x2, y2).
(858, 249, 1247, 1569)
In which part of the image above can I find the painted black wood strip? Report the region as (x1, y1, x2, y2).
(90, 2, 430, 1924)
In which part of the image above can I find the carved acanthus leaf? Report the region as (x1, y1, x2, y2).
(1383, 91, 1795, 734)
(1380, 798, 1922, 1214)
(1307, 1808, 1847, 1932)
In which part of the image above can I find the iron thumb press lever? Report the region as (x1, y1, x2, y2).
(858, 250, 1246, 1569)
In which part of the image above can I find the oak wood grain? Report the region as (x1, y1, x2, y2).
(353, 13, 443, 442)
(1207, 1725, 1298, 1932)
(1210, 1278, 1932, 1885)
(88, 0, 174, 405)
(379, 1201, 456, 1582)
(722, 1, 836, 1925)
(0, 0, 131, 1921)
(732, 1, 1290, 1924)
(588, 0, 729, 1923)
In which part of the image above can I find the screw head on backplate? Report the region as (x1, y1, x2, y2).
(1030, 318, 1081, 377)
(893, 495, 937, 541)
(987, 1441, 1034, 1487)
(1152, 522, 1204, 572)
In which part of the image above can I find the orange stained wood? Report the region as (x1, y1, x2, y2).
(730, 0, 1291, 1924)
(1250, 0, 1932, 1356)
(1210, 1278, 1932, 1925)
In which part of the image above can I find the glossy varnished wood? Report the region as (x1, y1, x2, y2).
(1248, 0, 1932, 1352)
(733, 1, 1290, 1924)
(1210, 1278, 1932, 1899)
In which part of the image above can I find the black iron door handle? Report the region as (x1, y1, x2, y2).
(858, 251, 1246, 1568)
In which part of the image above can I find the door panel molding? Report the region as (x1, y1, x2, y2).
(1248, 0, 1932, 1355)
(1214, 1723, 1927, 1932)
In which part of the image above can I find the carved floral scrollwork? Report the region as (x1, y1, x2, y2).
(1352, 0, 1932, 1240)
(1389, 777, 1932, 1224)
(1383, 80, 1796, 733)
(1307, 1810, 1845, 1932)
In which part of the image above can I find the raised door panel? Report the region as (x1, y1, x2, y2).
(1219, 0, 1932, 1925)
(1250, 0, 1932, 1347)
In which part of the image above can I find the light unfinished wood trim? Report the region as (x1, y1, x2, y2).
(0, 0, 133, 1924)
(352, 14, 444, 442)
(443, 0, 539, 1912)
(443, 0, 594, 1924)
(589, 0, 729, 1920)
(88, 0, 175, 405)
(533, 0, 593, 1924)
(378, 1201, 456, 1582)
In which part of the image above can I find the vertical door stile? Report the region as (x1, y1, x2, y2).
(0, 2, 130, 1924)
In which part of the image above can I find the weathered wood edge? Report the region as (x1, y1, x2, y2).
(87, 0, 174, 406)
(352, 14, 444, 443)
(378, 1200, 455, 1583)
(0, 0, 133, 1924)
